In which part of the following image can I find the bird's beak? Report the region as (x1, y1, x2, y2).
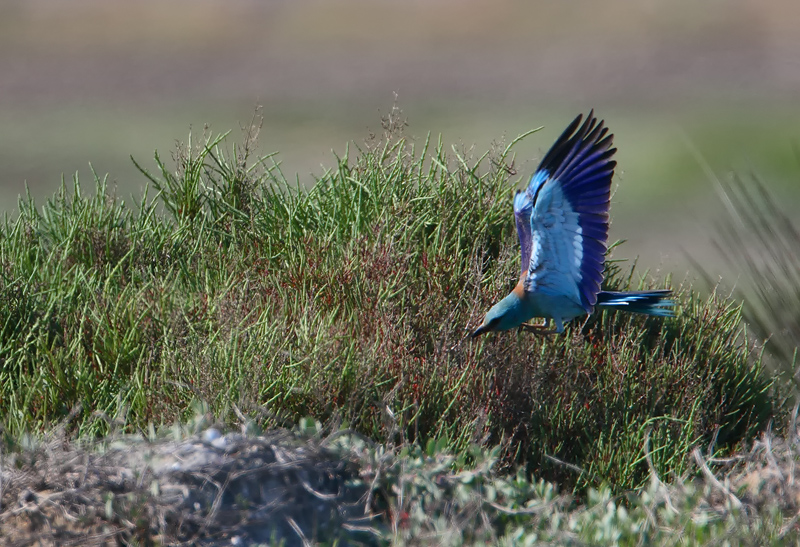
(471, 324, 489, 338)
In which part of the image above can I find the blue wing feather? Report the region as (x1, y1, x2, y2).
(513, 191, 533, 276)
(523, 111, 616, 311)
(577, 223, 607, 238)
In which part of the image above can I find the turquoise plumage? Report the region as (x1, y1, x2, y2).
(472, 112, 674, 337)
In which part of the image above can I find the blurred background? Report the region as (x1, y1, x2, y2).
(1, 0, 799, 279)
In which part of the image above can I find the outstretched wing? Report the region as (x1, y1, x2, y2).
(523, 111, 616, 311)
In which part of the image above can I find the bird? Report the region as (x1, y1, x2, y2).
(471, 111, 675, 338)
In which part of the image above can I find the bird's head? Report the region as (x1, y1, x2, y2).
(471, 293, 524, 338)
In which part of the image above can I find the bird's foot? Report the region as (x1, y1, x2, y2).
(519, 323, 558, 336)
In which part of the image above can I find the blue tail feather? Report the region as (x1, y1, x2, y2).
(596, 290, 676, 317)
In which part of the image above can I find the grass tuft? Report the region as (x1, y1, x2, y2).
(705, 171, 800, 396)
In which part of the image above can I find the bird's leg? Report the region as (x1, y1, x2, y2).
(519, 320, 558, 336)
(519, 318, 546, 329)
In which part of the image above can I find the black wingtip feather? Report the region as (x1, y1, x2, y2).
(537, 113, 584, 175)
(537, 112, 613, 185)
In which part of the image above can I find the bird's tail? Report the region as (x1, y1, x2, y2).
(596, 290, 676, 317)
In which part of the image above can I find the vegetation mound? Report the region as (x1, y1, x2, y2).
(0, 112, 775, 497)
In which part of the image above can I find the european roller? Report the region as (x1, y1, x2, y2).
(472, 112, 675, 337)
